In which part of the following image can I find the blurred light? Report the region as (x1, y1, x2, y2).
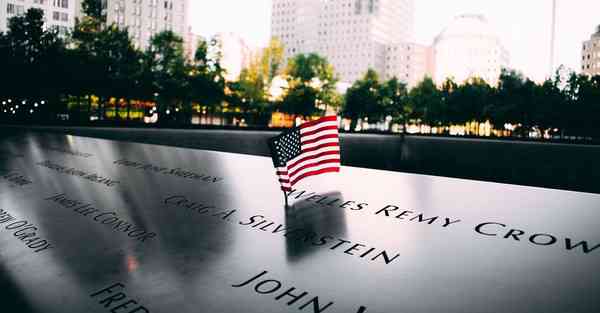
(40, 100, 45, 104)
(34, 103, 38, 107)
(15, 105, 19, 109)
(29, 109, 33, 114)
(165, 109, 171, 115)
(22, 100, 26, 104)
(175, 108, 179, 112)
(7, 99, 11, 103)
(1, 101, 5, 105)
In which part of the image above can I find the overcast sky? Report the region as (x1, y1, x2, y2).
(191, 0, 600, 82)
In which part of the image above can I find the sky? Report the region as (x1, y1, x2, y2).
(191, 0, 600, 82)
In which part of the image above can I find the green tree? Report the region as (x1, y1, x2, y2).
(146, 30, 189, 124)
(260, 38, 284, 82)
(189, 37, 225, 122)
(565, 73, 600, 138)
(228, 38, 286, 125)
(3, 8, 65, 117)
(342, 69, 383, 131)
(380, 77, 409, 132)
(408, 77, 443, 127)
(448, 78, 492, 125)
(81, 0, 106, 23)
(282, 53, 338, 118)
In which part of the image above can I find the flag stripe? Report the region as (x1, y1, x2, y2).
(300, 125, 339, 138)
(301, 133, 339, 146)
(284, 162, 341, 183)
(299, 116, 338, 129)
(301, 128, 339, 142)
(283, 150, 341, 171)
(301, 142, 339, 154)
(278, 146, 340, 171)
(289, 167, 340, 186)
(301, 137, 339, 150)
(287, 158, 340, 178)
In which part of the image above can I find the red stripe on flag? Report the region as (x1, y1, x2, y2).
(301, 133, 339, 145)
(300, 125, 338, 138)
(287, 159, 341, 178)
(299, 116, 337, 129)
(286, 150, 340, 170)
(301, 142, 339, 153)
(290, 167, 340, 186)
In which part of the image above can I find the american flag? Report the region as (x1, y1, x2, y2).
(268, 116, 341, 192)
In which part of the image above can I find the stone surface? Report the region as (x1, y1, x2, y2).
(0, 131, 599, 313)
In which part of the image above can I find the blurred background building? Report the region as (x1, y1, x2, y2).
(433, 14, 509, 86)
(0, 0, 77, 36)
(581, 25, 600, 77)
(0, 0, 192, 51)
(104, 0, 189, 50)
(271, 0, 426, 86)
(213, 32, 255, 81)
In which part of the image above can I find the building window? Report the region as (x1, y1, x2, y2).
(355, 0, 361, 14)
(7, 3, 15, 14)
(53, 11, 60, 20)
(53, 0, 68, 8)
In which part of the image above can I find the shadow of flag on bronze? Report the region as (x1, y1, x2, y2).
(268, 116, 341, 192)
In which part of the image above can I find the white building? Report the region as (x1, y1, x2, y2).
(433, 14, 509, 86)
(581, 25, 600, 77)
(213, 32, 254, 81)
(271, 0, 415, 84)
(384, 42, 434, 88)
(106, 0, 189, 50)
(0, 0, 77, 35)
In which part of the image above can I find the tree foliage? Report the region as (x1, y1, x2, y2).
(281, 53, 339, 117)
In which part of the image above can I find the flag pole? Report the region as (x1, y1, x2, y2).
(283, 190, 289, 207)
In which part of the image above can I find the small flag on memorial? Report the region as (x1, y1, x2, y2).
(268, 116, 341, 192)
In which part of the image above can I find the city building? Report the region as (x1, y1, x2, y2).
(0, 0, 78, 35)
(581, 25, 600, 77)
(433, 14, 509, 86)
(271, 0, 416, 85)
(105, 0, 189, 50)
(384, 42, 434, 88)
(213, 32, 255, 81)
(184, 26, 200, 61)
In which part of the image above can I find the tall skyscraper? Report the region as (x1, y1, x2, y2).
(271, 0, 415, 84)
(0, 0, 78, 35)
(433, 14, 509, 86)
(105, 0, 189, 50)
(581, 25, 600, 77)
